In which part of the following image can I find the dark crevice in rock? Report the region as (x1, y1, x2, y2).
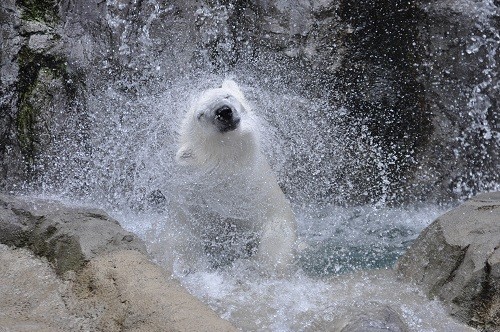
(442, 244, 469, 287)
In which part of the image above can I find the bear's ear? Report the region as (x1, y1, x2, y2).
(175, 146, 197, 165)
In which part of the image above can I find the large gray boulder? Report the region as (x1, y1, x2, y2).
(0, 193, 147, 274)
(396, 192, 500, 331)
(0, 194, 237, 331)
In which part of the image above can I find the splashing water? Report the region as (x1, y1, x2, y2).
(108, 202, 473, 332)
(454, 0, 500, 197)
(8, 67, 468, 329)
(14, 71, 477, 330)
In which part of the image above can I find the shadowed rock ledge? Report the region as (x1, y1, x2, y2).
(0, 194, 236, 332)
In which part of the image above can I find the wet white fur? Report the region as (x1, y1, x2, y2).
(174, 80, 297, 276)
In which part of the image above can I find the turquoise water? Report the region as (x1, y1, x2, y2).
(295, 205, 443, 276)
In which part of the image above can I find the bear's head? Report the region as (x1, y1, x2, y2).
(176, 80, 259, 167)
(191, 79, 250, 134)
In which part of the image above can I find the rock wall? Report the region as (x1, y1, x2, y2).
(0, 0, 498, 205)
(412, 1, 500, 202)
(396, 192, 500, 331)
(0, 0, 89, 189)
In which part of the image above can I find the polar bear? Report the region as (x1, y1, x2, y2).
(173, 79, 297, 275)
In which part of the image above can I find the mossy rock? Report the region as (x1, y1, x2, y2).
(16, 46, 78, 169)
(16, 0, 59, 23)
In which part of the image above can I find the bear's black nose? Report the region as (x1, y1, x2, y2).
(213, 105, 240, 132)
(214, 106, 233, 122)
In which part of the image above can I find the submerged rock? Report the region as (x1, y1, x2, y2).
(338, 302, 409, 332)
(396, 191, 500, 331)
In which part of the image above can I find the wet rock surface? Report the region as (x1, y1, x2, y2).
(411, 2, 500, 203)
(0, 0, 88, 187)
(0, 193, 147, 274)
(338, 302, 409, 332)
(397, 191, 500, 331)
(0, 194, 237, 332)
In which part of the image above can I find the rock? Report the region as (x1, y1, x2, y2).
(0, 244, 237, 332)
(410, 2, 500, 203)
(335, 1, 429, 201)
(73, 250, 236, 332)
(396, 191, 500, 331)
(0, 0, 88, 189)
(0, 194, 237, 331)
(0, 244, 94, 331)
(338, 302, 408, 332)
(0, 193, 147, 274)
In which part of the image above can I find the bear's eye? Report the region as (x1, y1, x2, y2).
(197, 112, 204, 120)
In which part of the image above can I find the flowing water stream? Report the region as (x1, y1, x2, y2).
(113, 203, 467, 331)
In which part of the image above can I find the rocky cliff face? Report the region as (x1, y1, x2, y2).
(0, 0, 498, 205)
(0, 0, 88, 188)
(413, 1, 499, 203)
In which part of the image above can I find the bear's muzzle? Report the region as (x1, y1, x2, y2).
(214, 106, 241, 132)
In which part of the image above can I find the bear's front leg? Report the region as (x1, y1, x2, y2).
(257, 211, 297, 276)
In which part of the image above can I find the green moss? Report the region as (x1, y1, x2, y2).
(16, 46, 75, 168)
(16, 0, 58, 23)
(17, 96, 37, 165)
